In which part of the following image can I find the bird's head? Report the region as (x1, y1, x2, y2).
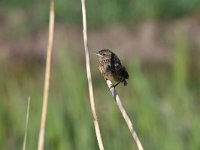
(95, 49, 113, 62)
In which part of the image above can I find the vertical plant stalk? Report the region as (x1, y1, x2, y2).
(22, 97, 31, 150)
(38, 0, 55, 150)
(106, 80, 144, 150)
(81, 0, 104, 150)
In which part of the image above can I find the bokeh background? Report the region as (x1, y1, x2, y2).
(0, 0, 200, 149)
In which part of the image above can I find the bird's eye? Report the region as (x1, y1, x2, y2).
(102, 53, 106, 56)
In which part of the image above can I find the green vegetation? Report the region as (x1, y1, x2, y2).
(0, 39, 200, 149)
(0, 0, 200, 149)
(1, 0, 200, 27)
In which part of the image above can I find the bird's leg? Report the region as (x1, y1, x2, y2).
(113, 81, 121, 88)
(104, 78, 120, 89)
(110, 81, 120, 89)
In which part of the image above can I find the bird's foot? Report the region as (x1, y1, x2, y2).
(109, 82, 120, 89)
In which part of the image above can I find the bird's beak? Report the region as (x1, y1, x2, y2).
(95, 53, 102, 57)
(95, 52, 103, 57)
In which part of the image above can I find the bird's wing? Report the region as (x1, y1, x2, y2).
(106, 65, 115, 74)
(110, 53, 116, 71)
(115, 65, 129, 79)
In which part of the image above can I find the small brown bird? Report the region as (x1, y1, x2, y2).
(96, 49, 129, 88)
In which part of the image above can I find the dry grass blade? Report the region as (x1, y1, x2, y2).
(22, 96, 31, 150)
(81, 0, 104, 149)
(106, 80, 144, 150)
(37, 0, 55, 150)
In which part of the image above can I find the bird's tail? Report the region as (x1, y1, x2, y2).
(123, 80, 127, 86)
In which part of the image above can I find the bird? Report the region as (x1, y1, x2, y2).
(96, 49, 129, 88)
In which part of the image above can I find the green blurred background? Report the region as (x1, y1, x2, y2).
(0, 0, 200, 149)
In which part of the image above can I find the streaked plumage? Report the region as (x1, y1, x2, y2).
(96, 49, 129, 87)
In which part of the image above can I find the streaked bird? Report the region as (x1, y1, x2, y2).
(96, 49, 129, 88)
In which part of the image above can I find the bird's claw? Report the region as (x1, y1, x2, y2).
(109, 85, 115, 89)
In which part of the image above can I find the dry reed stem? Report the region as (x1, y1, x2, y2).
(37, 0, 55, 150)
(106, 80, 144, 150)
(81, 0, 104, 149)
(22, 96, 30, 150)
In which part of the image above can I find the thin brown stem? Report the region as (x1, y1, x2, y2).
(37, 0, 55, 150)
(22, 97, 31, 150)
(106, 80, 144, 150)
(81, 0, 104, 150)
